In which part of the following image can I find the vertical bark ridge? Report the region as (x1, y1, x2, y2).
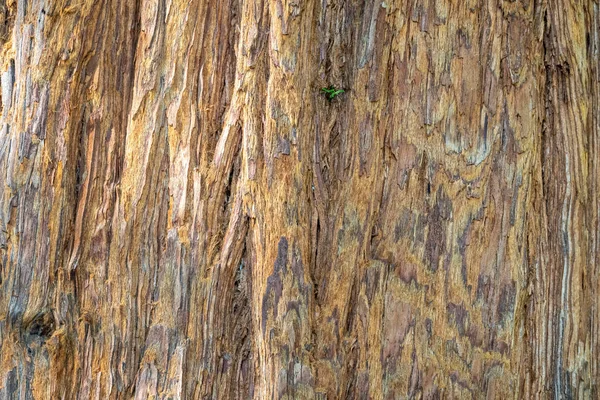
(534, 0, 597, 397)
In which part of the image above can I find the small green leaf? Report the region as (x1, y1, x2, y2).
(320, 85, 345, 101)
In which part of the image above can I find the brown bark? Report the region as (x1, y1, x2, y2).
(0, 0, 598, 398)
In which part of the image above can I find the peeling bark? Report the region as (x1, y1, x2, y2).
(0, 0, 598, 398)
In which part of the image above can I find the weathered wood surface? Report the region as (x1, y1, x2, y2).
(0, 0, 598, 398)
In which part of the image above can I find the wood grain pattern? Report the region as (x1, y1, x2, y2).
(0, 0, 597, 398)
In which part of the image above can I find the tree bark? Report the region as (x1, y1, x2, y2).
(0, 0, 598, 398)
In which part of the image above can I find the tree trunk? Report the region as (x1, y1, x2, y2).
(0, 0, 598, 398)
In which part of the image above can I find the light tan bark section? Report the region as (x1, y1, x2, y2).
(0, 0, 598, 398)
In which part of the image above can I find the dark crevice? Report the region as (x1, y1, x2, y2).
(229, 244, 255, 399)
(73, 106, 87, 206)
(311, 215, 321, 307)
(217, 148, 242, 246)
(22, 309, 56, 352)
(541, 9, 551, 203)
(344, 273, 359, 336)
(223, 165, 235, 213)
(65, 102, 89, 272)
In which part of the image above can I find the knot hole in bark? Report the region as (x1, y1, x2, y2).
(22, 310, 55, 351)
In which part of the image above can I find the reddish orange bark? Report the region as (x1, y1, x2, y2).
(0, 0, 598, 398)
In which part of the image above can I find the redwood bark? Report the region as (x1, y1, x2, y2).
(0, 0, 598, 399)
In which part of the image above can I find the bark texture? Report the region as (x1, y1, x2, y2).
(0, 0, 598, 398)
